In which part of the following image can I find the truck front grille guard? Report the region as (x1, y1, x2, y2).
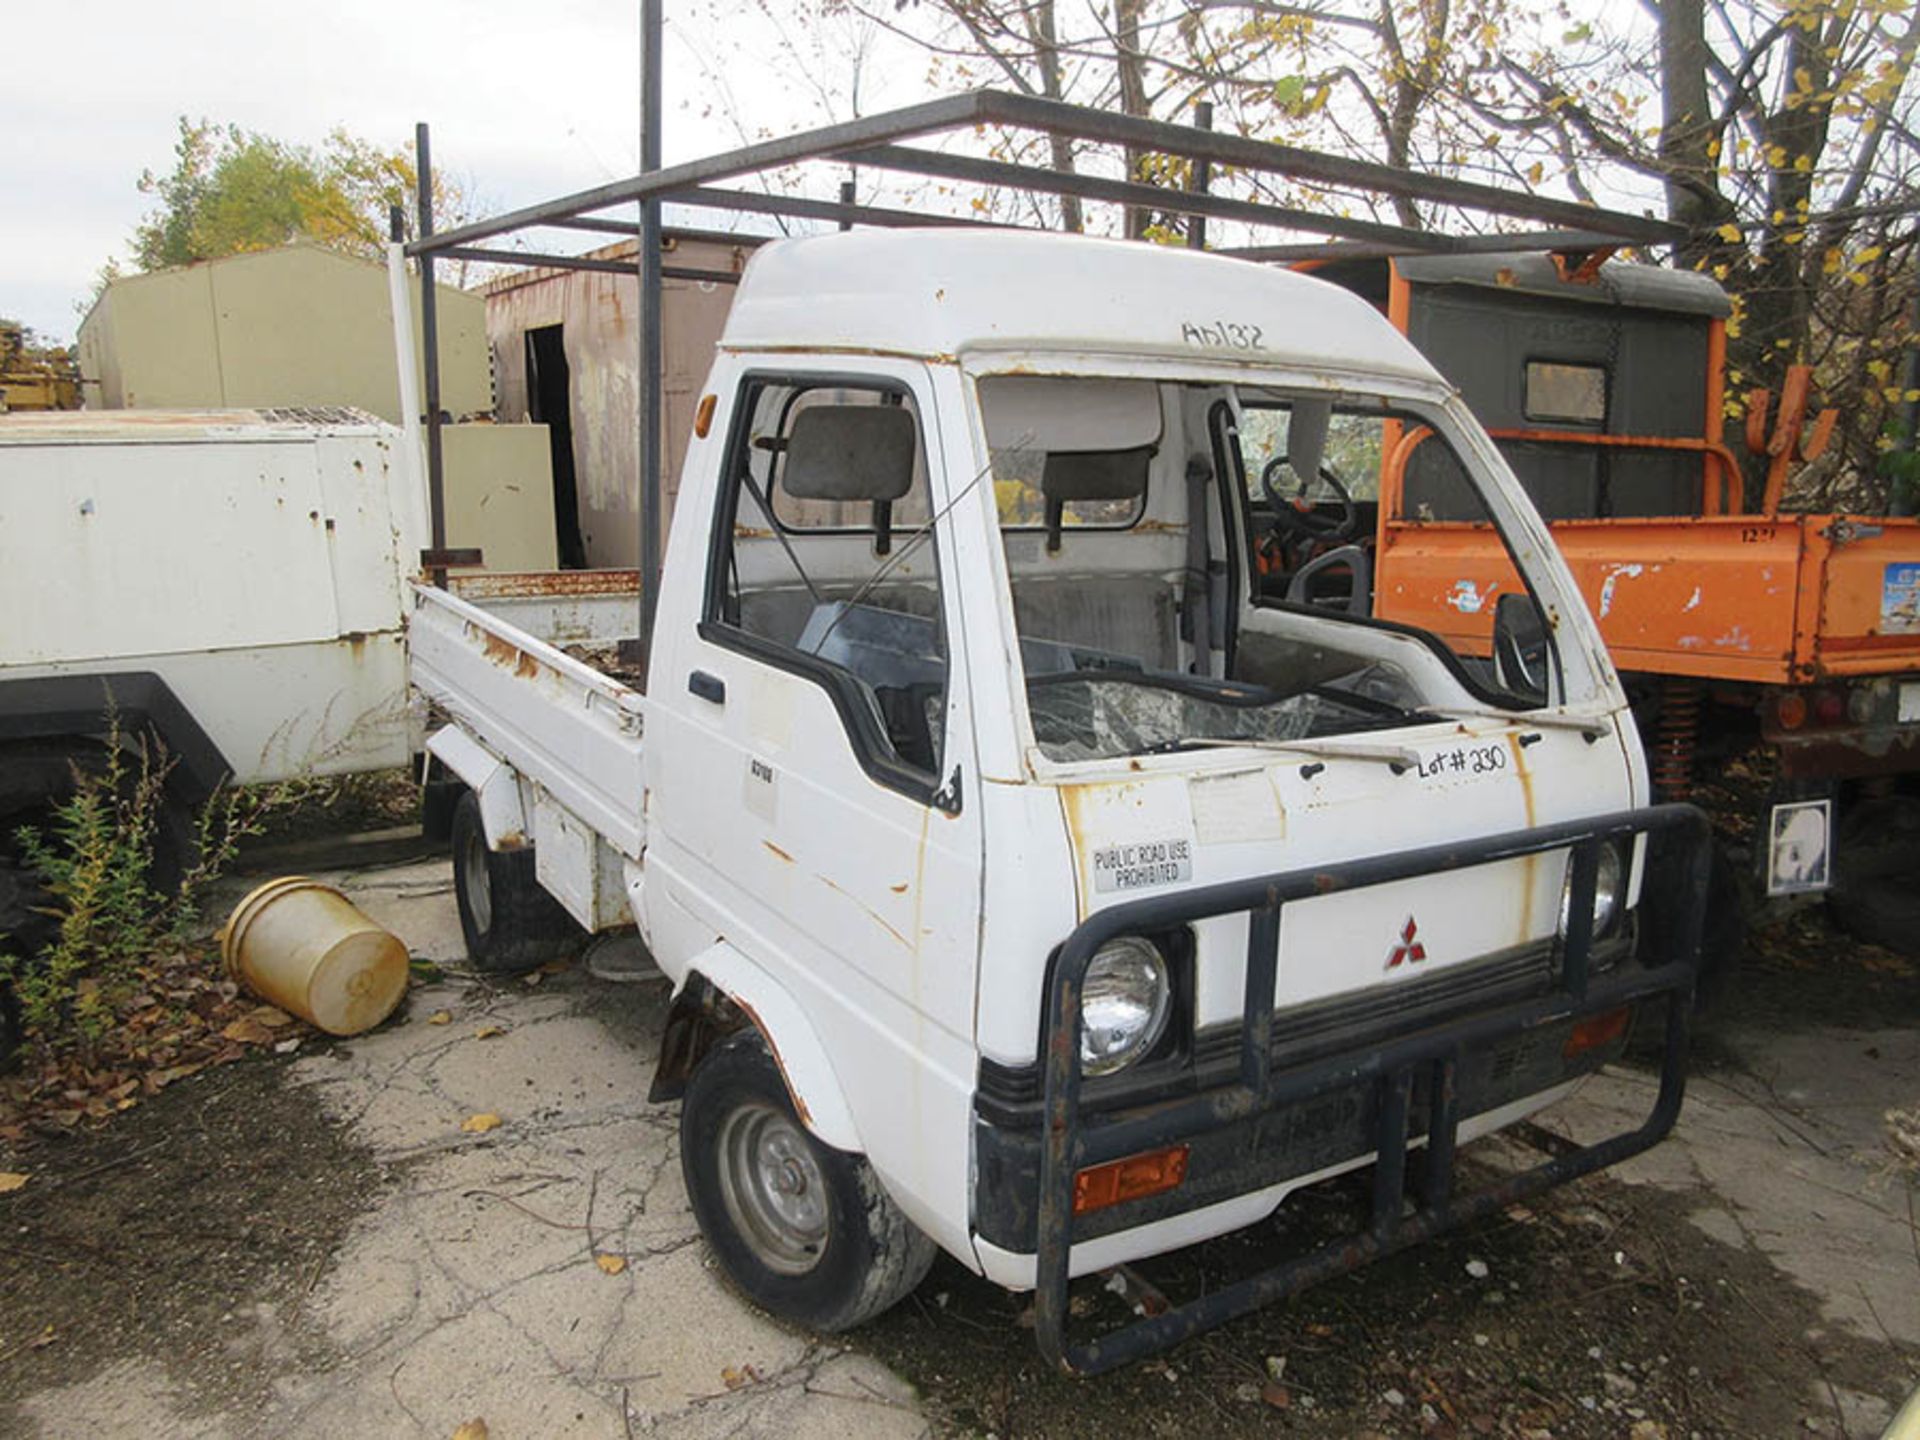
(1034, 803, 1711, 1376)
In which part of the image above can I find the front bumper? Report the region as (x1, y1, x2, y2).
(1001, 803, 1709, 1376)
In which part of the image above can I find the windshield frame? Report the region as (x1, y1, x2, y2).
(956, 350, 1622, 784)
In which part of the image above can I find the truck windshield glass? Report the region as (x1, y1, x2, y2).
(977, 376, 1553, 763)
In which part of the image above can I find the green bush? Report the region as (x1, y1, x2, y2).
(0, 727, 284, 1055)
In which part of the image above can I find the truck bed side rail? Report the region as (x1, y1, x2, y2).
(1034, 803, 1710, 1375)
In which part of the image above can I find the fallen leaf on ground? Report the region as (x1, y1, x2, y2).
(450, 1420, 489, 1440)
(520, 971, 544, 988)
(427, 1010, 453, 1026)
(29, 1325, 55, 1349)
(473, 1025, 507, 1040)
(244, 1005, 293, 1028)
(221, 1016, 274, 1045)
(461, 1112, 502, 1134)
(595, 1253, 627, 1275)
(0, 1172, 28, 1193)
(721, 1364, 760, 1390)
(537, 958, 571, 975)
(1261, 1382, 1291, 1409)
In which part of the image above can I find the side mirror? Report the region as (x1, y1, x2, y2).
(1492, 592, 1550, 706)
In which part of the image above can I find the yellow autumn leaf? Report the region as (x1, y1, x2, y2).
(595, 1253, 628, 1275)
(461, 1112, 502, 1134)
(427, 1010, 452, 1026)
(474, 1025, 507, 1040)
(0, 1172, 28, 1193)
(1717, 223, 1743, 244)
(451, 1421, 490, 1440)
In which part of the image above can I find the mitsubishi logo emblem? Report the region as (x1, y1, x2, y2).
(1386, 916, 1427, 969)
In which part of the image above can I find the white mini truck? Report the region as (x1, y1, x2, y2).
(409, 230, 1708, 1374)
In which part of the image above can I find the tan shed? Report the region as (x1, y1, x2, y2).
(77, 244, 493, 422)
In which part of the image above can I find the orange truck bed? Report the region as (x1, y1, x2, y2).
(1376, 514, 1920, 686)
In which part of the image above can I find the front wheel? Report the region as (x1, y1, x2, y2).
(449, 790, 579, 973)
(681, 1031, 935, 1332)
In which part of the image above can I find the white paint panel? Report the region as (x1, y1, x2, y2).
(1, 436, 341, 663)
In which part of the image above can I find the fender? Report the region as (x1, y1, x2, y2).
(0, 671, 229, 805)
(425, 726, 530, 851)
(662, 940, 862, 1152)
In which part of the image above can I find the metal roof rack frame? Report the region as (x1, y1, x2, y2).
(401, 1, 1683, 639)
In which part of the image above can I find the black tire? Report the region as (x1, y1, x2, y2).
(681, 1030, 935, 1332)
(420, 760, 461, 844)
(1830, 796, 1920, 955)
(449, 790, 579, 973)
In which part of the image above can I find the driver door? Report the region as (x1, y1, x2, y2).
(646, 358, 983, 1213)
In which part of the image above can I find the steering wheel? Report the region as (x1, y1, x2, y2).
(1261, 453, 1358, 541)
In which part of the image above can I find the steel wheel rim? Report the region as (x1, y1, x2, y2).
(460, 824, 493, 934)
(715, 1100, 829, 1275)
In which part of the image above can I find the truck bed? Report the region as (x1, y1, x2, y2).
(409, 571, 648, 865)
(1377, 513, 1920, 685)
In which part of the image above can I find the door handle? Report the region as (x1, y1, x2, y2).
(688, 670, 726, 704)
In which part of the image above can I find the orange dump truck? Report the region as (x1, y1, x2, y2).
(1252, 252, 1920, 962)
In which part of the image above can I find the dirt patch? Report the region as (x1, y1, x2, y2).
(0, 1055, 384, 1434)
(860, 1155, 1912, 1438)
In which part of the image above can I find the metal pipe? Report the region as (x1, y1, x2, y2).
(1187, 100, 1213, 251)
(969, 90, 1684, 242)
(638, 0, 664, 647)
(839, 177, 855, 232)
(1224, 230, 1647, 263)
(666, 186, 1006, 231)
(438, 245, 739, 283)
(385, 205, 430, 570)
(415, 122, 446, 588)
(408, 90, 988, 255)
(844, 143, 1453, 251)
(406, 87, 1682, 260)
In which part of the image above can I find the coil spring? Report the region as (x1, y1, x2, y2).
(1652, 680, 1702, 800)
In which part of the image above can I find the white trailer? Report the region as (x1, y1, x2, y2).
(0, 407, 426, 790)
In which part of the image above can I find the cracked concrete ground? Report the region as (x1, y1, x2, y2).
(18, 858, 929, 1440)
(1550, 1023, 1920, 1436)
(12, 854, 1918, 1437)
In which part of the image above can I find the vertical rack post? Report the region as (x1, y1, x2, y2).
(638, 0, 665, 647)
(1187, 100, 1214, 251)
(415, 122, 448, 587)
(839, 177, 856, 231)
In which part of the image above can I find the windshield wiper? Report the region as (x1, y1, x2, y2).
(1175, 735, 1423, 770)
(1421, 706, 1612, 739)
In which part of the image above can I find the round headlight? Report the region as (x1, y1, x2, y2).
(1079, 937, 1171, 1077)
(1559, 843, 1624, 939)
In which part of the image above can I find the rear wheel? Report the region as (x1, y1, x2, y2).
(681, 1030, 934, 1332)
(449, 790, 579, 973)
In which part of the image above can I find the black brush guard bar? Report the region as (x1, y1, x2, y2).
(1033, 802, 1711, 1375)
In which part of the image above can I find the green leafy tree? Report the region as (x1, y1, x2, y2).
(125, 118, 472, 272)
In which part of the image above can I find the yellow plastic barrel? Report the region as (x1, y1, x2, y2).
(220, 877, 410, 1035)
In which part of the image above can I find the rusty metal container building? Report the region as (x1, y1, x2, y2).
(482, 231, 752, 569)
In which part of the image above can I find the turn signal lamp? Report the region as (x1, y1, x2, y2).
(1564, 1006, 1631, 1059)
(693, 392, 717, 438)
(1775, 691, 1808, 730)
(1073, 1145, 1191, 1215)
(1814, 690, 1846, 726)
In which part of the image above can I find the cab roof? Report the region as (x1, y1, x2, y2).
(720, 229, 1445, 386)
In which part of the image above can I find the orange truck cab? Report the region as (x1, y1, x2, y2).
(1250, 251, 1920, 962)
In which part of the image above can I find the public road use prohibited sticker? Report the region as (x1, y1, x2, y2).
(1092, 838, 1194, 893)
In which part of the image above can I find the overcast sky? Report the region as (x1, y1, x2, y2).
(2, 0, 929, 342)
